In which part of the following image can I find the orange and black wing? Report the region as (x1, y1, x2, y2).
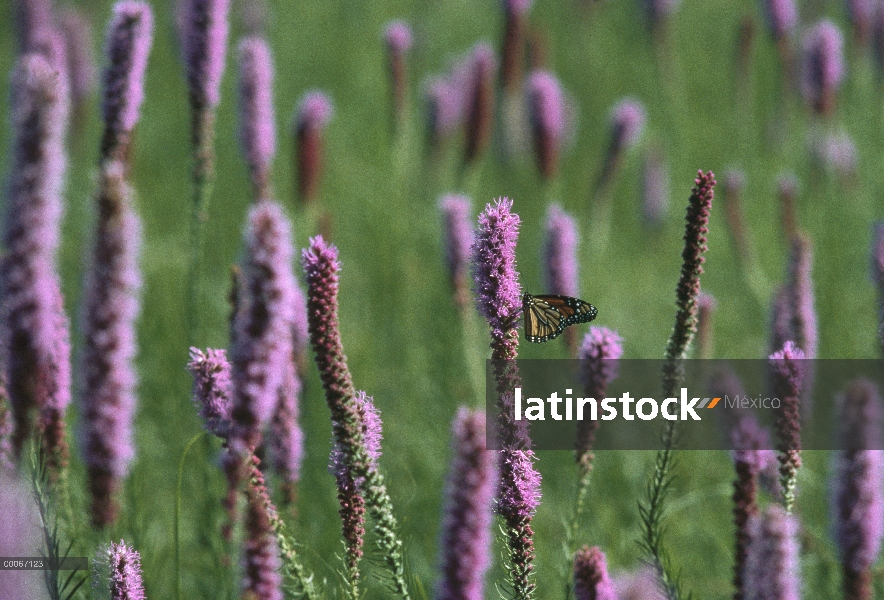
(523, 294, 598, 343)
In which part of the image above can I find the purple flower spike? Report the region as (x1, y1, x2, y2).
(576, 327, 623, 462)
(527, 71, 567, 179)
(801, 20, 845, 117)
(59, 8, 98, 117)
(15, 0, 54, 55)
(440, 195, 474, 310)
(81, 160, 142, 527)
(848, 0, 876, 45)
(1, 53, 70, 461)
(107, 540, 146, 600)
(471, 198, 522, 355)
(180, 0, 231, 110)
(833, 379, 884, 600)
(769, 341, 805, 513)
(437, 408, 495, 600)
(497, 448, 541, 517)
(544, 203, 579, 298)
(294, 91, 333, 204)
(384, 20, 412, 129)
(745, 505, 801, 600)
(871, 223, 884, 355)
(187, 347, 232, 440)
(762, 0, 798, 41)
(611, 99, 646, 151)
(229, 200, 296, 455)
(573, 545, 617, 600)
(385, 20, 413, 53)
(100, 1, 154, 163)
(464, 43, 497, 165)
(330, 392, 383, 485)
(642, 147, 669, 227)
(238, 36, 275, 199)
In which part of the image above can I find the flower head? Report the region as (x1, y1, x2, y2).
(180, 0, 231, 110)
(187, 347, 232, 439)
(384, 20, 412, 53)
(801, 20, 844, 116)
(573, 545, 617, 600)
(463, 43, 497, 164)
(745, 505, 801, 600)
(763, 0, 798, 41)
(100, 1, 154, 162)
(237, 36, 275, 197)
(440, 195, 474, 309)
(527, 71, 567, 178)
(107, 540, 146, 600)
(544, 203, 578, 298)
(610, 98, 646, 151)
(437, 408, 495, 600)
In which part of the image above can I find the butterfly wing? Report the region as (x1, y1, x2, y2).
(523, 294, 598, 343)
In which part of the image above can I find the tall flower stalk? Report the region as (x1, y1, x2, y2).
(0, 52, 71, 476)
(106, 540, 147, 600)
(302, 237, 410, 599)
(179, 0, 231, 344)
(437, 408, 495, 600)
(640, 170, 714, 600)
(769, 341, 804, 513)
(237, 36, 275, 201)
(832, 379, 884, 600)
(470, 198, 540, 599)
(744, 505, 801, 600)
(81, 1, 152, 528)
(543, 203, 579, 353)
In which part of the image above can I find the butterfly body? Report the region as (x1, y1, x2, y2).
(522, 293, 598, 343)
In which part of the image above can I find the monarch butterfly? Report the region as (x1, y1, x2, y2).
(522, 293, 598, 343)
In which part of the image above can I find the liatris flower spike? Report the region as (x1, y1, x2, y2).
(573, 545, 617, 600)
(226, 200, 296, 525)
(596, 99, 645, 196)
(437, 408, 495, 600)
(180, 0, 231, 113)
(107, 540, 146, 600)
(785, 233, 817, 360)
(294, 91, 333, 204)
(439, 195, 474, 311)
(187, 347, 232, 440)
(463, 44, 497, 166)
(100, 1, 154, 164)
(425, 77, 463, 151)
(1, 53, 70, 461)
(762, 0, 798, 43)
(832, 380, 884, 600)
(847, 0, 876, 47)
(526, 70, 566, 179)
(744, 505, 801, 600)
(801, 20, 844, 117)
(270, 359, 304, 503)
(501, 0, 534, 91)
(769, 340, 805, 513)
(243, 467, 284, 600)
(642, 146, 669, 227)
(238, 36, 276, 200)
(576, 327, 623, 463)
(81, 160, 142, 528)
(384, 20, 412, 130)
(544, 203, 578, 297)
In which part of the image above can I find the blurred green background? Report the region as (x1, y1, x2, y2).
(1, 0, 883, 597)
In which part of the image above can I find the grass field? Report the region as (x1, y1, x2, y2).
(2, 0, 883, 598)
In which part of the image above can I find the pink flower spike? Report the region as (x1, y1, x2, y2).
(237, 36, 276, 199)
(180, 0, 231, 110)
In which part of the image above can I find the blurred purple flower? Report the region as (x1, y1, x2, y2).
(384, 20, 412, 53)
(501, 0, 532, 91)
(81, 160, 142, 527)
(107, 540, 146, 600)
(527, 70, 567, 179)
(871, 222, 884, 355)
(238, 36, 275, 199)
(642, 147, 669, 227)
(100, 1, 154, 163)
(464, 43, 497, 165)
(15, 0, 55, 55)
(425, 77, 463, 147)
(437, 408, 495, 600)
(723, 168, 749, 262)
(1, 53, 70, 461)
(832, 379, 884, 600)
(811, 130, 857, 181)
(180, 0, 231, 110)
(294, 90, 333, 203)
(786, 233, 817, 360)
(384, 20, 412, 128)
(544, 203, 578, 298)
(801, 20, 844, 117)
(270, 358, 304, 502)
(243, 475, 283, 600)
(762, 0, 798, 41)
(745, 505, 801, 600)
(848, 0, 876, 45)
(187, 347, 232, 440)
(440, 195, 474, 310)
(576, 327, 623, 463)
(573, 545, 617, 600)
(597, 99, 646, 194)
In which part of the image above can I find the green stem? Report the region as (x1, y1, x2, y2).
(176, 432, 205, 600)
(186, 108, 217, 347)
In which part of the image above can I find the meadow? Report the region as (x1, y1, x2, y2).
(1, 0, 883, 598)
